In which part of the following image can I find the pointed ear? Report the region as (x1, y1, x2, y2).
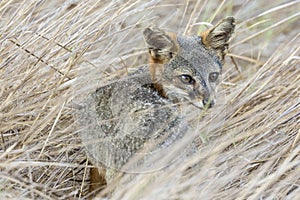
(201, 17, 235, 62)
(143, 25, 178, 64)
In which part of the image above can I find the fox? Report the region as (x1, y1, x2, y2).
(79, 16, 235, 194)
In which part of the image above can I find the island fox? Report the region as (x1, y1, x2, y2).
(79, 17, 235, 192)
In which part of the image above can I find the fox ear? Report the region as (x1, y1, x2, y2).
(143, 25, 178, 64)
(201, 17, 235, 62)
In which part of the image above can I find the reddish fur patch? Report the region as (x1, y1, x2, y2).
(148, 63, 166, 97)
(147, 31, 178, 98)
(166, 32, 177, 42)
(200, 29, 210, 47)
(89, 166, 106, 195)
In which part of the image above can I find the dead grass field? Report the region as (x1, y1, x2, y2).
(0, 0, 299, 199)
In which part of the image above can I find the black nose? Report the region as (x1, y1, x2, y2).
(203, 99, 215, 108)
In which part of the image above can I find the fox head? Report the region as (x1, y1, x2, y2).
(143, 17, 235, 109)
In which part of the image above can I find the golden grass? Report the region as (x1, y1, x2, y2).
(0, 0, 299, 199)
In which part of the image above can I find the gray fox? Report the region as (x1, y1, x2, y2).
(79, 17, 235, 192)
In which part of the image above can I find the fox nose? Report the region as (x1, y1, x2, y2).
(202, 99, 215, 108)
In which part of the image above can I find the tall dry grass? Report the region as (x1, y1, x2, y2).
(0, 0, 299, 199)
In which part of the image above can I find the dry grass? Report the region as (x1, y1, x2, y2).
(0, 0, 299, 199)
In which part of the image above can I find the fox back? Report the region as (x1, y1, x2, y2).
(79, 17, 235, 188)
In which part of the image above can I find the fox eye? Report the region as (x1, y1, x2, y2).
(209, 72, 219, 82)
(179, 74, 195, 84)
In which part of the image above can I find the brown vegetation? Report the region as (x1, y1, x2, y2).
(0, 0, 299, 199)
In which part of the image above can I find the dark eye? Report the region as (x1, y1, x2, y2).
(209, 72, 219, 82)
(179, 74, 195, 84)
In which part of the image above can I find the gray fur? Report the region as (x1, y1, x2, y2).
(79, 17, 235, 183)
